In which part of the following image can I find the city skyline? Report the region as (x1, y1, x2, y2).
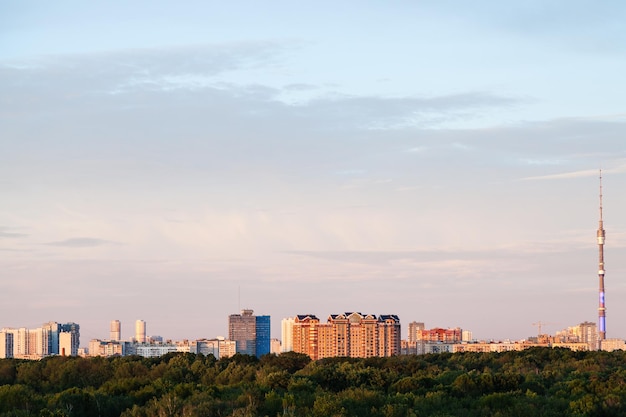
(2, 315, 613, 358)
(2, 2, 626, 342)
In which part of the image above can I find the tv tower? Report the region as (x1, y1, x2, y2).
(597, 170, 606, 341)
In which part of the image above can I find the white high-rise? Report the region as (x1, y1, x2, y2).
(281, 317, 295, 352)
(110, 320, 121, 341)
(135, 320, 146, 343)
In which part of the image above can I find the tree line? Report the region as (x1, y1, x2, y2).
(1, 347, 626, 416)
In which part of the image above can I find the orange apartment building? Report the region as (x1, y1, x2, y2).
(417, 327, 462, 343)
(292, 312, 400, 360)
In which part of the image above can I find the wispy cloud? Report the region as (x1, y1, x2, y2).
(520, 158, 564, 166)
(45, 237, 117, 248)
(521, 161, 626, 181)
(521, 169, 599, 181)
(0, 227, 28, 238)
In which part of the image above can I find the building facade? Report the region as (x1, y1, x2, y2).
(110, 320, 121, 341)
(416, 327, 463, 343)
(407, 321, 425, 343)
(0, 331, 13, 359)
(292, 312, 401, 360)
(135, 320, 146, 343)
(0, 322, 80, 359)
(228, 309, 272, 358)
(229, 309, 257, 356)
(255, 315, 271, 357)
(281, 317, 295, 352)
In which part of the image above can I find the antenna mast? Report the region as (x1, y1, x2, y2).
(597, 170, 606, 343)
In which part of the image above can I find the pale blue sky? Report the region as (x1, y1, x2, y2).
(2, 1, 626, 344)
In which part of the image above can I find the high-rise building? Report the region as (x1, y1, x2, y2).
(378, 315, 402, 357)
(0, 322, 79, 359)
(228, 309, 257, 356)
(135, 320, 146, 343)
(59, 323, 80, 356)
(462, 330, 473, 342)
(292, 315, 320, 360)
(228, 310, 272, 358)
(575, 321, 598, 351)
(407, 321, 425, 343)
(42, 322, 60, 355)
(255, 315, 271, 357)
(281, 317, 295, 352)
(292, 312, 401, 360)
(110, 320, 121, 341)
(0, 331, 13, 358)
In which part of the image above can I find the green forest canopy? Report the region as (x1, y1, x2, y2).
(1, 348, 626, 417)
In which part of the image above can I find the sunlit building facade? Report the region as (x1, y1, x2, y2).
(228, 309, 271, 358)
(292, 312, 401, 360)
(135, 320, 146, 343)
(407, 321, 425, 343)
(281, 317, 295, 352)
(110, 320, 121, 341)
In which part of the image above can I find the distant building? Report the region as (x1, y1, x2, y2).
(281, 317, 295, 352)
(407, 321, 424, 343)
(0, 331, 13, 358)
(42, 322, 61, 355)
(60, 323, 80, 356)
(229, 309, 257, 356)
(453, 342, 523, 353)
(219, 339, 236, 358)
(110, 320, 121, 341)
(292, 315, 321, 360)
(188, 338, 236, 359)
(292, 312, 401, 360)
(255, 315, 271, 357)
(576, 322, 598, 351)
(228, 309, 271, 358)
(462, 330, 473, 342)
(0, 322, 79, 359)
(270, 338, 281, 354)
(89, 339, 125, 357)
(135, 320, 146, 343)
(600, 338, 626, 352)
(555, 321, 598, 351)
(416, 327, 462, 343)
(189, 339, 220, 357)
(133, 343, 178, 358)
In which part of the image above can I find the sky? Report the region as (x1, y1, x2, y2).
(2, 1, 626, 345)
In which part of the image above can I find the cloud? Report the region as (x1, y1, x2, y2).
(0, 41, 288, 115)
(0, 227, 27, 238)
(521, 160, 626, 181)
(299, 92, 521, 130)
(0, 44, 523, 133)
(521, 169, 600, 181)
(285, 248, 529, 266)
(519, 158, 564, 166)
(45, 237, 117, 248)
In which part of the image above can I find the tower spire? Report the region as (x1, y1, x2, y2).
(599, 170, 604, 224)
(597, 169, 606, 344)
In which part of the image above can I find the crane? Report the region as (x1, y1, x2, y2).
(532, 321, 558, 337)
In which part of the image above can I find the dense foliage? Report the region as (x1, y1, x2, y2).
(2, 348, 626, 416)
